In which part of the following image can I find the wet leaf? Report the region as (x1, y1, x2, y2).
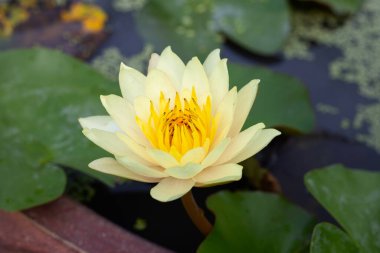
(0, 138, 66, 211)
(229, 63, 315, 133)
(198, 191, 315, 253)
(305, 164, 380, 253)
(310, 223, 358, 253)
(213, 0, 290, 55)
(136, 0, 290, 57)
(0, 48, 118, 210)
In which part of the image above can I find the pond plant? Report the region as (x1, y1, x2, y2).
(0, 45, 379, 252)
(79, 47, 280, 234)
(77, 47, 380, 252)
(1, 0, 380, 252)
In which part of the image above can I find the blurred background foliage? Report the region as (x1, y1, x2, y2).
(1, 0, 380, 252)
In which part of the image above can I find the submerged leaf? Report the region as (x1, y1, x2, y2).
(299, 0, 363, 15)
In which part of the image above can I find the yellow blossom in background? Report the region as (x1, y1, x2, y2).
(61, 2, 107, 33)
(79, 47, 280, 202)
(0, 10, 13, 37)
(0, 4, 29, 37)
(19, 0, 37, 9)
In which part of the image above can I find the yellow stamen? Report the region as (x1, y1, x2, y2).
(137, 87, 216, 161)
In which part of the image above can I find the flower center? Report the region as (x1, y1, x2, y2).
(136, 88, 216, 161)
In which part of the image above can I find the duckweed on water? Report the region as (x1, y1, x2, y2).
(285, 0, 380, 152)
(112, 0, 147, 12)
(316, 103, 340, 115)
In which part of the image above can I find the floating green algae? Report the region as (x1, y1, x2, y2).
(285, 0, 380, 153)
(112, 0, 147, 12)
(286, 0, 380, 99)
(354, 103, 380, 153)
(316, 103, 340, 115)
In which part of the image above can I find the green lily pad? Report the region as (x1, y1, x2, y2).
(310, 223, 358, 253)
(213, 0, 290, 55)
(198, 191, 315, 253)
(305, 164, 380, 253)
(299, 0, 363, 15)
(0, 48, 119, 210)
(135, 0, 222, 61)
(136, 0, 290, 57)
(229, 63, 315, 133)
(0, 138, 66, 211)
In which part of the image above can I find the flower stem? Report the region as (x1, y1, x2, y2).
(181, 191, 212, 236)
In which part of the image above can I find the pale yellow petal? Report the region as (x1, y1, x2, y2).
(116, 156, 167, 178)
(180, 87, 192, 102)
(201, 138, 231, 167)
(145, 69, 176, 107)
(119, 63, 146, 102)
(203, 48, 221, 76)
(147, 149, 179, 169)
(79, 116, 118, 132)
(89, 157, 158, 183)
(215, 123, 265, 165)
(165, 163, 203, 179)
(180, 147, 206, 165)
(82, 128, 129, 156)
(117, 132, 156, 164)
(228, 80, 259, 136)
(182, 57, 210, 104)
(100, 95, 147, 145)
(213, 87, 237, 145)
(209, 59, 229, 111)
(134, 96, 151, 122)
(156, 46, 185, 90)
(148, 53, 160, 72)
(84, 127, 153, 166)
(194, 163, 243, 187)
(230, 128, 281, 164)
(150, 177, 194, 202)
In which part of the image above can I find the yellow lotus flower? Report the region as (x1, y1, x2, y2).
(61, 2, 107, 33)
(79, 47, 280, 202)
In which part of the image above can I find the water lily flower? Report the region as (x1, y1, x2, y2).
(79, 47, 280, 202)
